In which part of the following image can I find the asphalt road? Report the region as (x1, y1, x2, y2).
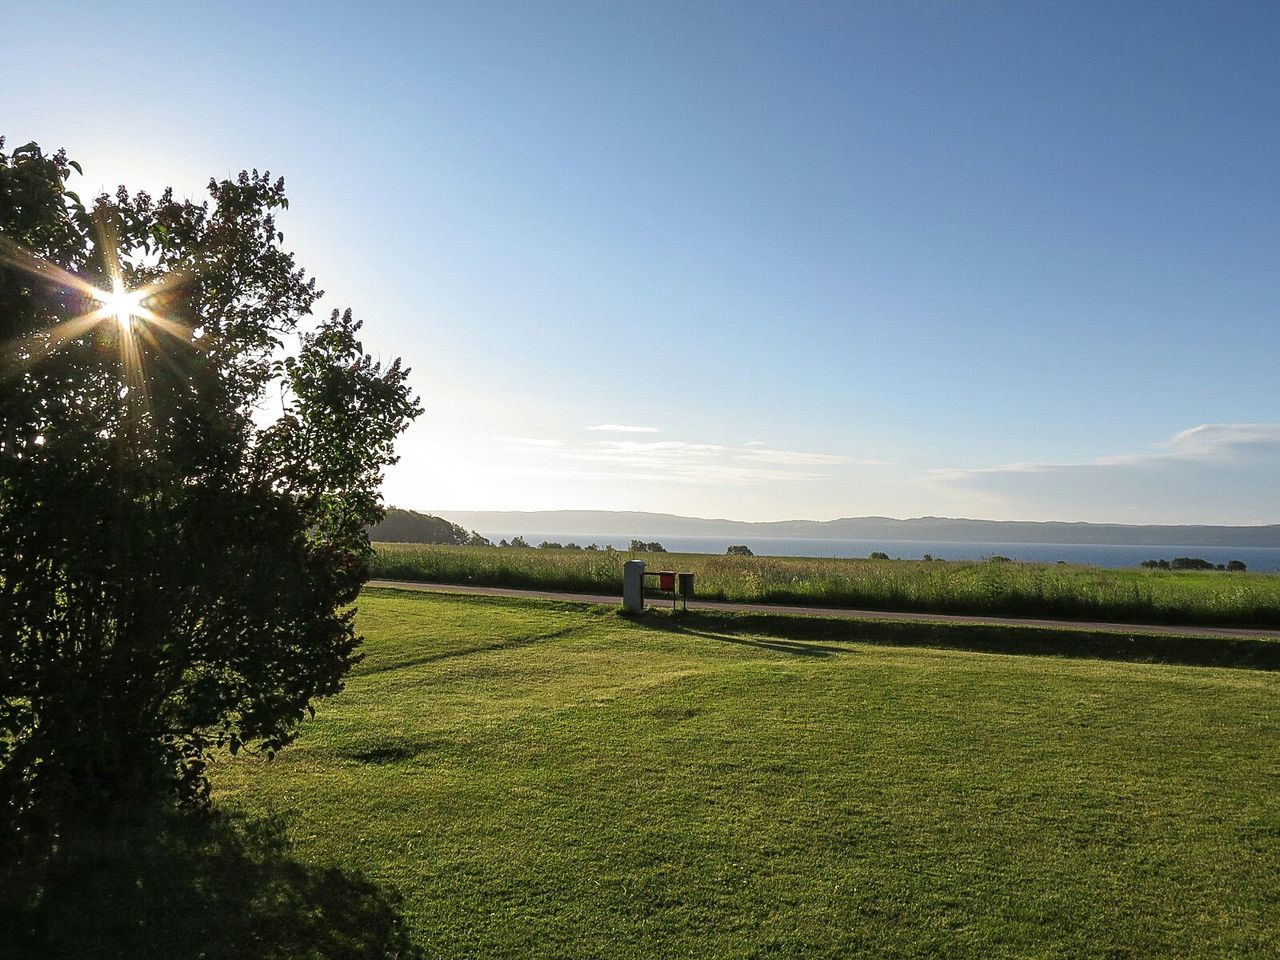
(366, 579, 1280, 640)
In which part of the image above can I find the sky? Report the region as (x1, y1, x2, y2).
(6, 1, 1279, 524)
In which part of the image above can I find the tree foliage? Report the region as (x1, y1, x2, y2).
(0, 139, 422, 840)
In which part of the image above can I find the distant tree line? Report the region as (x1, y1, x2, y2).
(370, 508, 491, 546)
(369, 511, 680, 555)
(1141, 557, 1246, 572)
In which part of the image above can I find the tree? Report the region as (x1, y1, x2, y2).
(1227, 559, 1247, 572)
(868, 551, 889, 561)
(0, 140, 422, 842)
(726, 544, 753, 556)
(510, 535, 529, 548)
(369, 507, 478, 545)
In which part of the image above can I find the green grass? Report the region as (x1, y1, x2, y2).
(371, 542, 1280, 628)
(12, 589, 1278, 958)
(208, 589, 1280, 958)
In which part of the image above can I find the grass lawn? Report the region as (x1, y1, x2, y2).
(198, 588, 1280, 959)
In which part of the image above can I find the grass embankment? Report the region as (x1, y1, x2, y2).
(16, 589, 1280, 957)
(372, 542, 1280, 628)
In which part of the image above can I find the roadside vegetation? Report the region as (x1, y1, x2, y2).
(371, 543, 1280, 627)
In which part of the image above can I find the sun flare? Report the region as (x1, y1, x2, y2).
(98, 278, 147, 331)
(0, 230, 194, 396)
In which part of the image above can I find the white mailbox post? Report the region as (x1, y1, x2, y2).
(623, 559, 645, 613)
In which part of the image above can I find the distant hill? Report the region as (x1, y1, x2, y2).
(423, 510, 1280, 548)
(370, 508, 486, 545)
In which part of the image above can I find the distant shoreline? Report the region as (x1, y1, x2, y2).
(423, 509, 1280, 549)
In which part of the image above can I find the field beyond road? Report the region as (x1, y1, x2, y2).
(185, 588, 1280, 958)
(371, 543, 1280, 629)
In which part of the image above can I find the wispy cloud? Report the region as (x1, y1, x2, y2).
(922, 424, 1280, 523)
(488, 434, 873, 487)
(487, 436, 563, 449)
(736, 447, 886, 466)
(587, 423, 661, 434)
(928, 423, 1280, 486)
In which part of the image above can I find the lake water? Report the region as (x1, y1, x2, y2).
(480, 532, 1280, 572)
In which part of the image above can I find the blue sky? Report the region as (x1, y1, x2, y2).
(7, 1, 1279, 522)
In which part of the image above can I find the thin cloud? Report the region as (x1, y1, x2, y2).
(487, 436, 563, 448)
(489, 429, 878, 488)
(522, 437, 867, 486)
(928, 423, 1280, 487)
(737, 447, 886, 466)
(587, 424, 660, 433)
(920, 424, 1280, 523)
(514, 464, 827, 485)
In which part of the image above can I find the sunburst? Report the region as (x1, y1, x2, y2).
(0, 220, 195, 392)
(100, 277, 146, 332)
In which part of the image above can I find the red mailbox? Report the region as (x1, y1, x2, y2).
(659, 571, 676, 591)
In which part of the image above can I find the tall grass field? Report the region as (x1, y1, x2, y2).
(371, 543, 1280, 627)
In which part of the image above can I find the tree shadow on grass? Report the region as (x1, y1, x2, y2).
(634, 610, 1280, 671)
(1, 805, 421, 960)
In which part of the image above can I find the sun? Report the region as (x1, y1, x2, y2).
(0, 228, 191, 387)
(98, 278, 147, 331)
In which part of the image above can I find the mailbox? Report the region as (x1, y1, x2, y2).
(631, 566, 693, 612)
(622, 559, 645, 614)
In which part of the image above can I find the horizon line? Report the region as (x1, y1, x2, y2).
(398, 507, 1280, 529)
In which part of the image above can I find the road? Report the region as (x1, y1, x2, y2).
(366, 579, 1280, 641)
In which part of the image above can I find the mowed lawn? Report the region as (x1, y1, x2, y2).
(214, 588, 1280, 959)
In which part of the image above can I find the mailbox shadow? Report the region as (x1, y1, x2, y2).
(634, 610, 1280, 671)
(2, 805, 421, 960)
